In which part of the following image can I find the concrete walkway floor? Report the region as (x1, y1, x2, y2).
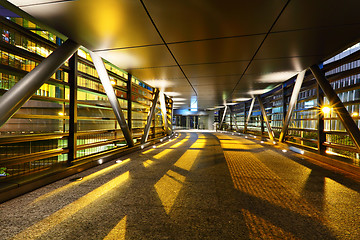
(1, 131, 360, 239)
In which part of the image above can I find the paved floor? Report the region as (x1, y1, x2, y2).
(1, 131, 360, 239)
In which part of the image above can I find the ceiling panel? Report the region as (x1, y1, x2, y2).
(14, 0, 163, 50)
(256, 26, 360, 61)
(189, 75, 242, 86)
(272, 0, 360, 32)
(7, 0, 360, 110)
(7, 0, 55, 5)
(246, 57, 320, 75)
(144, 0, 286, 42)
(231, 81, 280, 99)
(182, 61, 249, 78)
(169, 36, 264, 65)
(132, 67, 184, 82)
(97, 45, 176, 70)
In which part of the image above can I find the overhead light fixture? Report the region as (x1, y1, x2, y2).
(247, 89, 270, 95)
(233, 98, 251, 102)
(144, 79, 174, 88)
(172, 98, 187, 101)
(321, 106, 331, 114)
(256, 71, 298, 83)
(164, 92, 181, 97)
(351, 112, 359, 117)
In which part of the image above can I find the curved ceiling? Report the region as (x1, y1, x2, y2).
(6, 0, 360, 110)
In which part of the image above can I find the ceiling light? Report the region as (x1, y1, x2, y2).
(172, 98, 187, 101)
(351, 112, 359, 117)
(321, 106, 331, 114)
(233, 98, 251, 102)
(164, 92, 181, 97)
(144, 79, 174, 88)
(247, 89, 270, 95)
(256, 72, 298, 83)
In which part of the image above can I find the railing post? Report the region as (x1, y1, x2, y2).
(317, 83, 326, 155)
(127, 73, 132, 132)
(282, 82, 287, 127)
(169, 98, 174, 134)
(68, 52, 78, 165)
(243, 102, 247, 133)
(229, 107, 233, 131)
(260, 114, 265, 138)
(310, 64, 360, 151)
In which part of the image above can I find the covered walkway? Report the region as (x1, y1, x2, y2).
(1, 131, 360, 239)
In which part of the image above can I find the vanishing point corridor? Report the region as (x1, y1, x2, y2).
(1, 131, 360, 240)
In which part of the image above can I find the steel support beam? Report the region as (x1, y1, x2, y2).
(68, 53, 78, 165)
(159, 91, 171, 135)
(244, 98, 255, 133)
(0, 39, 80, 128)
(282, 83, 287, 123)
(257, 96, 275, 141)
(231, 113, 239, 131)
(279, 70, 306, 142)
(141, 89, 160, 144)
(220, 105, 228, 129)
(89, 51, 134, 147)
(310, 64, 360, 151)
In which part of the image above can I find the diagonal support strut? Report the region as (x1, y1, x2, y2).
(244, 98, 255, 133)
(257, 96, 275, 141)
(310, 64, 360, 151)
(220, 105, 228, 129)
(89, 51, 134, 147)
(279, 70, 306, 142)
(141, 89, 160, 144)
(0, 39, 80, 128)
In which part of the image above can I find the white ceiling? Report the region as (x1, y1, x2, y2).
(6, 0, 360, 109)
